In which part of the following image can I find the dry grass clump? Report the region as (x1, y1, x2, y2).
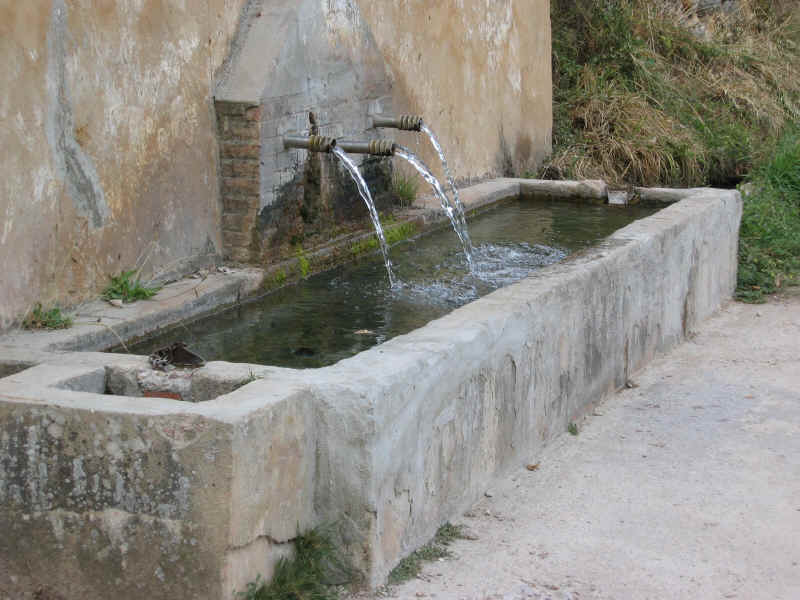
(545, 0, 800, 188)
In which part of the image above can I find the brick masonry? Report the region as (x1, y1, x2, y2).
(215, 100, 262, 263)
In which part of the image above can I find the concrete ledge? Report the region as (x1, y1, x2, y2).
(634, 186, 711, 204)
(0, 269, 264, 355)
(518, 178, 609, 203)
(0, 182, 742, 598)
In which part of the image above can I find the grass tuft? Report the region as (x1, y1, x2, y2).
(102, 270, 160, 303)
(387, 523, 469, 586)
(239, 528, 353, 600)
(22, 304, 72, 330)
(296, 247, 311, 279)
(391, 171, 419, 208)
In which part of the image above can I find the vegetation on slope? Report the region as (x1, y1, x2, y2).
(544, 0, 800, 299)
(737, 130, 800, 301)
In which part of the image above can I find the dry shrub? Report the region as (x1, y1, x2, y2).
(545, 0, 800, 187)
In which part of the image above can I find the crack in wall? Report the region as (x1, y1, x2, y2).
(46, 0, 109, 230)
(226, 532, 294, 553)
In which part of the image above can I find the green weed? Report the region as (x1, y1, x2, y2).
(274, 269, 287, 286)
(350, 237, 379, 257)
(234, 370, 262, 390)
(391, 172, 419, 208)
(387, 523, 469, 586)
(736, 130, 800, 302)
(351, 222, 417, 258)
(296, 248, 311, 278)
(568, 422, 579, 436)
(22, 304, 72, 330)
(239, 528, 352, 600)
(385, 222, 417, 246)
(103, 270, 160, 303)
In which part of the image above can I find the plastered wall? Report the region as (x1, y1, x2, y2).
(215, 0, 552, 262)
(1, 0, 552, 327)
(0, 0, 247, 329)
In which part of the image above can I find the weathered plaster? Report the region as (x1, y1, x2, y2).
(357, 0, 553, 180)
(2, 0, 551, 325)
(0, 0, 248, 329)
(213, 0, 552, 260)
(46, 0, 109, 230)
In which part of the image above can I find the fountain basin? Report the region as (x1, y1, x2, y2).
(0, 179, 742, 599)
(122, 199, 656, 369)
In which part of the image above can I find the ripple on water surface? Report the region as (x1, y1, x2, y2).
(123, 199, 656, 368)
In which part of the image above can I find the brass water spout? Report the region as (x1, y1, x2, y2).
(283, 135, 396, 156)
(371, 114, 424, 132)
(282, 135, 337, 153)
(337, 139, 396, 156)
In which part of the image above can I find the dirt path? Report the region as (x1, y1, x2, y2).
(364, 293, 800, 600)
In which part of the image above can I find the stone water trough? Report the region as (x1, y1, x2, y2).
(0, 179, 741, 599)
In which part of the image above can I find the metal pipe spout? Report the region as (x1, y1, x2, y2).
(337, 139, 396, 156)
(371, 114, 424, 132)
(283, 135, 337, 153)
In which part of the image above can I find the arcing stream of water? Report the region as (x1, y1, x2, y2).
(332, 146, 397, 286)
(420, 123, 471, 240)
(393, 145, 475, 270)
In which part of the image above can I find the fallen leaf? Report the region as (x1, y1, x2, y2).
(526, 463, 540, 471)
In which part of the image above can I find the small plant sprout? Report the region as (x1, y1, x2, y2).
(568, 422, 579, 436)
(22, 304, 72, 330)
(103, 270, 160, 303)
(387, 523, 470, 585)
(296, 247, 311, 278)
(391, 171, 419, 208)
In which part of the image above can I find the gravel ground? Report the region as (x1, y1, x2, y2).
(358, 292, 800, 600)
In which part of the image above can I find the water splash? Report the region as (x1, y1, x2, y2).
(394, 145, 475, 270)
(420, 123, 469, 233)
(332, 146, 397, 286)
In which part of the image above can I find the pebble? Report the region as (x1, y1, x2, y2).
(108, 299, 123, 308)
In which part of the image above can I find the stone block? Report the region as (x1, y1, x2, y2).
(222, 159, 260, 179)
(215, 101, 249, 117)
(221, 231, 253, 247)
(220, 143, 261, 160)
(223, 177, 260, 195)
(222, 212, 257, 233)
(222, 195, 260, 214)
(220, 122, 260, 142)
(244, 106, 262, 121)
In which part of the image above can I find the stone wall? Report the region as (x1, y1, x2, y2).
(215, 0, 553, 263)
(2, 0, 552, 325)
(0, 0, 249, 330)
